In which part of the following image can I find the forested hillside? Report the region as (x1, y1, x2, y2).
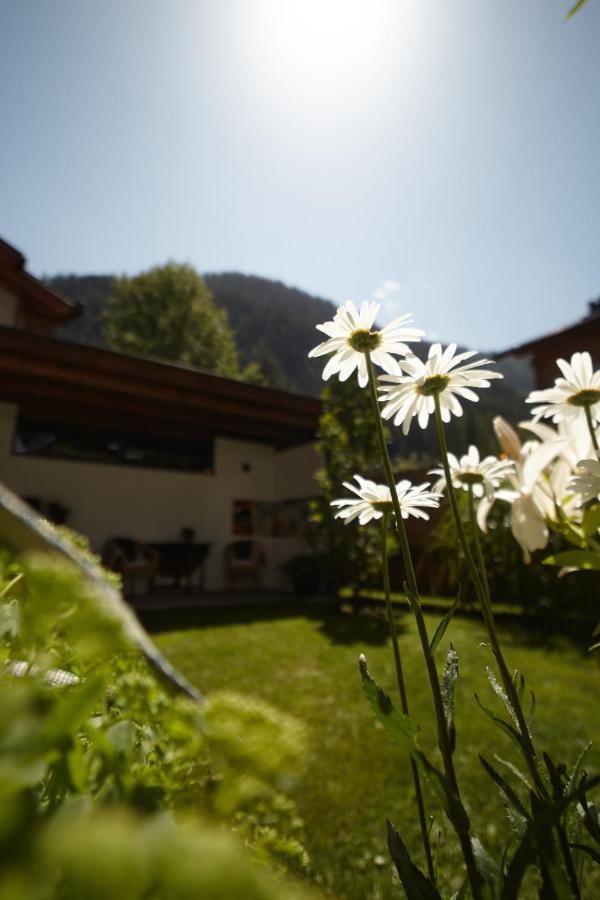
(46, 271, 528, 457)
(48, 272, 337, 397)
(204, 273, 338, 396)
(51, 275, 113, 348)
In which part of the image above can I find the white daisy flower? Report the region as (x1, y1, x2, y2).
(526, 351, 600, 426)
(519, 415, 593, 472)
(331, 474, 441, 525)
(483, 417, 567, 562)
(429, 445, 515, 500)
(378, 343, 502, 435)
(569, 458, 600, 504)
(308, 300, 424, 389)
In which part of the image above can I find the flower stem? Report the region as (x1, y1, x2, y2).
(584, 404, 600, 455)
(446, 408, 581, 898)
(364, 352, 483, 899)
(432, 394, 545, 790)
(466, 486, 490, 601)
(381, 512, 436, 884)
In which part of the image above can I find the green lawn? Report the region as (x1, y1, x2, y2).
(147, 604, 600, 899)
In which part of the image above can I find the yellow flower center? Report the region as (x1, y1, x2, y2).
(457, 471, 484, 485)
(417, 374, 450, 397)
(567, 388, 600, 408)
(348, 329, 382, 353)
(371, 500, 394, 513)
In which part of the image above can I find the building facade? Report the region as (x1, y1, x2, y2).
(0, 239, 321, 591)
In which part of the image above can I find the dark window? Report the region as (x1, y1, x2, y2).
(12, 417, 214, 474)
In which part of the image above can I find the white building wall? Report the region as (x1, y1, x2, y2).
(0, 286, 18, 327)
(274, 443, 320, 501)
(0, 402, 320, 590)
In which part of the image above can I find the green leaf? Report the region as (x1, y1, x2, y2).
(475, 694, 526, 757)
(501, 776, 600, 900)
(37, 676, 105, 749)
(487, 667, 518, 727)
(358, 655, 419, 753)
(527, 690, 536, 732)
(493, 755, 532, 791)
(471, 835, 500, 887)
(542, 549, 600, 571)
(569, 842, 600, 865)
(450, 878, 469, 900)
(579, 797, 600, 846)
(67, 741, 88, 792)
(513, 670, 525, 705)
(0, 572, 23, 599)
(429, 593, 459, 655)
(566, 0, 590, 20)
(582, 504, 600, 538)
(105, 720, 137, 757)
(359, 655, 469, 832)
(386, 819, 442, 899)
(480, 756, 529, 838)
(550, 515, 586, 549)
(0, 601, 19, 639)
(441, 645, 458, 754)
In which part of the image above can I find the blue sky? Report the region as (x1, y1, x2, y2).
(1, 0, 599, 350)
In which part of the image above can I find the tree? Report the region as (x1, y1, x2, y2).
(104, 263, 240, 377)
(312, 378, 390, 595)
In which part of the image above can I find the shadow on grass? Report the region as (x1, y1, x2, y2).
(138, 595, 581, 654)
(313, 609, 404, 646)
(139, 601, 411, 648)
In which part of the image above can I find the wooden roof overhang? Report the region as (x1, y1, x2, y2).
(497, 314, 600, 360)
(496, 313, 600, 388)
(0, 239, 79, 331)
(0, 327, 322, 449)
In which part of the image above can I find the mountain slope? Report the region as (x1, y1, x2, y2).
(204, 273, 337, 396)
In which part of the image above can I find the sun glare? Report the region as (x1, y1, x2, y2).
(231, 0, 423, 132)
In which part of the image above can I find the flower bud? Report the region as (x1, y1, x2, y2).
(493, 416, 521, 460)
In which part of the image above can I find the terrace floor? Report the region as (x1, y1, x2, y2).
(129, 587, 333, 613)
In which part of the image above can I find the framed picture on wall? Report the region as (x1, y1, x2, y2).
(272, 498, 311, 537)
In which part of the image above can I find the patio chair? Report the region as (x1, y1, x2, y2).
(103, 537, 159, 598)
(224, 540, 265, 590)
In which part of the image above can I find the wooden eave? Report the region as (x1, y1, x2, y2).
(0, 327, 322, 449)
(0, 238, 79, 327)
(496, 314, 600, 360)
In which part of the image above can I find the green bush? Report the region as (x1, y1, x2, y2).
(0, 549, 313, 899)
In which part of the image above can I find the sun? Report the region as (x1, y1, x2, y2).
(230, 0, 422, 132)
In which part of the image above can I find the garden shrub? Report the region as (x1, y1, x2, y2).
(0, 549, 312, 899)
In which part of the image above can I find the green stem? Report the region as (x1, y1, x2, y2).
(432, 394, 545, 794)
(584, 404, 600, 455)
(466, 451, 581, 898)
(382, 513, 435, 884)
(466, 486, 490, 601)
(364, 352, 483, 900)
